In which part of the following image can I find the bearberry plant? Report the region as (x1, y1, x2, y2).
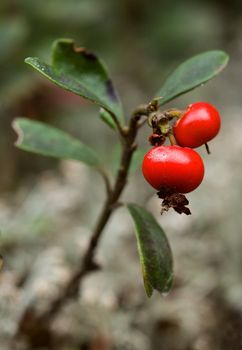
(12, 39, 228, 341)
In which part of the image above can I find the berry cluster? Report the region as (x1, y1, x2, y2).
(142, 102, 221, 214)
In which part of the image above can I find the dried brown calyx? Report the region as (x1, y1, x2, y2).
(157, 187, 191, 215)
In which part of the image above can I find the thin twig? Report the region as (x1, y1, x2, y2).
(108, 110, 126, 137)
(15, 106, 145, 346)
(168, 132, 177, 146)
(137, 118, 147, 128)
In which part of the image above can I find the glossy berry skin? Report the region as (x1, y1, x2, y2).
(142, 146, 204, 193)
(173, 102, 221, 148)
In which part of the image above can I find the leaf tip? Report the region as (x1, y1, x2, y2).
(144, 279, 154, 298)
(24, 57, 39, 69)
(163, 274, 174, 295)
(223, 51, 230, 66)
(213, 50, 230, 74)
(24, 57, 32, 65)
(12, 118, 24, 147)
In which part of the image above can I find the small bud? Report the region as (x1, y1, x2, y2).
(148, 133, 166, 146)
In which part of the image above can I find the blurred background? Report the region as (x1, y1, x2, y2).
(1, 0, 242, 349)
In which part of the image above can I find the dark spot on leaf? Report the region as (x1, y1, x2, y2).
(83, 51, 97, 61)
(74, 47, 97, 61)
(106, 79, 118, 101)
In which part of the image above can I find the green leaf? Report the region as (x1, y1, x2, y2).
(12, 118, 100, 167)
(127, 203, 173, 297)
(25, 38, 124, 122)
(155, 50, 229, 106)
(100, 108, 116, 130)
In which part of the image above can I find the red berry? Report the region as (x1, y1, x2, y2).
(142, 146, 204, 193)
(173, 102, 221, 148)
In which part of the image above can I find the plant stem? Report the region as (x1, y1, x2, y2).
(164, 109, 184, 119)
(168, 133, 177, 146)
(205, 142, 211, 154)
(15, 106, 144, 345)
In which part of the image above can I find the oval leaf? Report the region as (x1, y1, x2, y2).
(127, 203, 173, 297)
(155, 50, 229, 106)
(12, 118, 100, 167)
(25, 39, 124, 122)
